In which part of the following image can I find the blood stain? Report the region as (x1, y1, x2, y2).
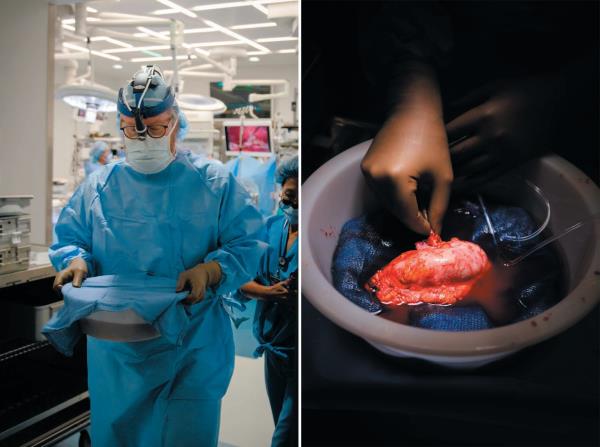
(320, 226, 335, 238)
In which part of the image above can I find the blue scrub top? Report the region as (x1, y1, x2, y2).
(253, 214, 298, 359)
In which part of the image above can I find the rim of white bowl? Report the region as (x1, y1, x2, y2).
(301, 140, 600, 357)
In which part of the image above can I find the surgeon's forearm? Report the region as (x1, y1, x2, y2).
(240, 281, 272, 300)
(386, 59, 443, 121)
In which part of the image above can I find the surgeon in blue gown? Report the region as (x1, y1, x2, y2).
(84, 141, 111, 176)
(50, 65, 265, 447)
(241, 156, 298, 447)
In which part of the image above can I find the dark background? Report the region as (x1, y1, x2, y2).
(301, 1, 599, 446)
(301, 0, 599, 182)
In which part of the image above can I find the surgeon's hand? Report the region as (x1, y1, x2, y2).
(446, 74, 562, 191)
(361, 112, 453, 235)
(53, 257, 88, 292)
(361, 61, 452, 235)
(176, 261, 222, 305)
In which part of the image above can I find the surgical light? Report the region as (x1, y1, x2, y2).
(56, 83, 117, 113)
(177, 94, 227, 114)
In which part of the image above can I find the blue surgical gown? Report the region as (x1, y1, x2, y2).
(84, 159, 101, 176)
(49, 150, 266, 447)
(252, 214, 298, 447)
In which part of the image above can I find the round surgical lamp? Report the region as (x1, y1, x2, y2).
(177, 94, 227, 114)
(56, 82, 117, 113)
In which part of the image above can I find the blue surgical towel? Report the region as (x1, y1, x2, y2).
(43, 274, 192, 356)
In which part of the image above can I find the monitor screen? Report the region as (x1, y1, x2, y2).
(225, 124, 271, 154)
(210, 82, 271, 118)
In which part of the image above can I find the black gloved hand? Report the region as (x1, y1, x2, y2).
(446, 74, 563, 191)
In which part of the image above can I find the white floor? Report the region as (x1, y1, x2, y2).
(53, 355, 273, 447)
(220, 355, 273, 447)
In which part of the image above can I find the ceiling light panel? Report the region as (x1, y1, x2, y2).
(180, 27, 218, 34)
(59, 1, 299, 61)
(201, 19, 271, 53)
(251, 2, 268, 14)
(155, 0, 197, 18)
(135, 27, 217, 38)
(185, 40, 247, 48)
(137, 27, 169, 40)
(152, 8, 177, 15)
(191, 2, 251, 12)
(103, 45, 171, 54)
(90, 36, 133, 48)
(190, 0, 296, 11)
(63, 42, 121, 61)
(130, 54, 197, 63)
(230, 22, 276, 30)
(256, 36, 297, 43)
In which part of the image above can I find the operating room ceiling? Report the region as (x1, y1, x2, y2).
(57, 0, 298, 80)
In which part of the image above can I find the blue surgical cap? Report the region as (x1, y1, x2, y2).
(90, 141, 109, 162)
(117, 66, 175, 119)
(276, 155, 298, 185)
(116, 65, 188, 141)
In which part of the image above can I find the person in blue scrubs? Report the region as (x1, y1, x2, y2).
(84, 141, 111, 176)
(241, 155, 298, 447)
(50, 65, 265, 447)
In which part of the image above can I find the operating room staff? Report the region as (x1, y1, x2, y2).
(241, 156, 298, 447)
(50, 65, 265, 447)
(84, 141, 111, 176)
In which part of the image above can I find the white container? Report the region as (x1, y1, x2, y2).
(0, 245, 30, 275)
(0, 195, 33, 216)
(80, 309, 161, 342)
(0, 215, 31, 249)
(302, 140, 600, 369)
(0, 300, 64, 341)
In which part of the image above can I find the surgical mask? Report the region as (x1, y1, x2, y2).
(125, 118, 178, 174)
(279, 201, 298, 225)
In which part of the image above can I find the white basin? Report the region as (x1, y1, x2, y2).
(301, 139, 600, 368)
